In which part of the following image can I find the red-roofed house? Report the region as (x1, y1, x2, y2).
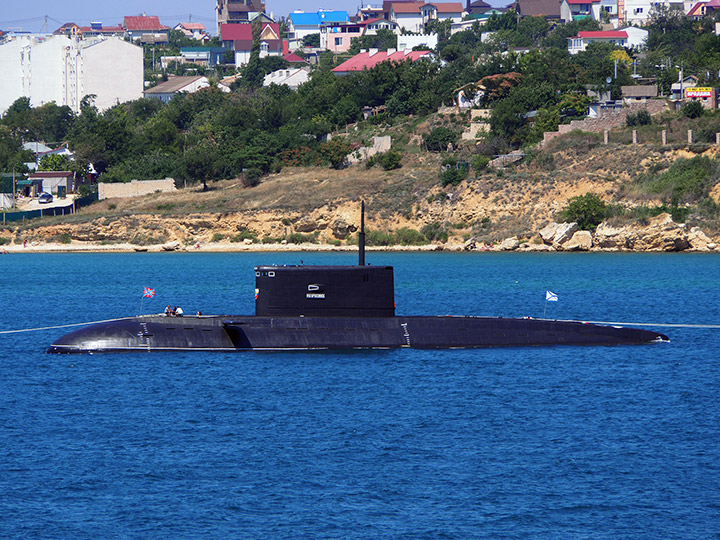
(220, 23, 284, 65)
(332, 49, 438, 75)
(688, 0, 720, 17)
(174, 22, 210, 42)
(282, 52, 307, 63)
(560, 0, 602, 21)
(123, 15, 170, 43)
(568, 30, 627, 54)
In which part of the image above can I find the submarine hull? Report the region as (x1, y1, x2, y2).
(47, 314, 668, 353)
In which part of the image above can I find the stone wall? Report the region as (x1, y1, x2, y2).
(541, 100, 668, 147)
(99, 178, 177, 200)
(347, 136, 392, 164)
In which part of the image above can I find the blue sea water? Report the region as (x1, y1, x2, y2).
(0, 252, 719, 539)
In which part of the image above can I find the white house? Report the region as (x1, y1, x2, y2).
(0, 34, 143, 115)
(621, 0, 682, 24)
(263, 67, 311, 89)
(568, 30, 627, 54)
(389, 3, 426, 32)
(143, 76, 212, 103)
(617, 26, 648, 49)
(173, 22, 209, 42)
(398, 33, 439, 49)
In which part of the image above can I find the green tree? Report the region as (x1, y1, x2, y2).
(242, 18, 264, 88)
(560, 193, 607, 231)
(681, 100, 704, 118)
(319, 137, 350, 169)
(303, 33, 320, 48)
(39, 154, 72, 171)
(424, 127, 458, 152)
(348, 29, 398, 54)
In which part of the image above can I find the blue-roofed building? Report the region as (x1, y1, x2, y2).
(287, 10, 349, 50)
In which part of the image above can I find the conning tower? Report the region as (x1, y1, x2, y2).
(254, 202, 395, 318)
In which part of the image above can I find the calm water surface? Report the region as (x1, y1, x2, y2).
(0, 252, 718, 539)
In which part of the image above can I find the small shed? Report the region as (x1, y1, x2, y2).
(27, 171, 74, 195)
(621, 85, 658, 105)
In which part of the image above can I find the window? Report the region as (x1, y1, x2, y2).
(260, 42, 268, 52)
(335, 37, 342, 46)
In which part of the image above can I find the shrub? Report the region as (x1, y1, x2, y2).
(378, 149, 402, 170)
(682, 101, 704, 119)
(287, 232, 317, 244)
(395, 228, 427, 245)
(560, 193, 607, 231)
(243, 168, 263, 187)
(365, 229, 395, 246)
(472, 155, 490, 172)
(424, 127, 458, 152)
(439, 156, 469, 187)
(421, 222, 449, 243)
(211, 233, 225, 242)
(644, 155, 718, 203)
(626, 109, 652, 127)
(230, 229, 257, 242)
(0, 237, 11, 245)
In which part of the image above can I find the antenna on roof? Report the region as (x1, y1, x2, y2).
(359, 200, 365, 266)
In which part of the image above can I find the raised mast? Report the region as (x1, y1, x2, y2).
(359, 201, 365, 266)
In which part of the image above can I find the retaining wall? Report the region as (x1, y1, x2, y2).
(99, 178, 177, 200)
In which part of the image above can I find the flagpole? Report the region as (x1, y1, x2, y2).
(140, 296, 144, 316)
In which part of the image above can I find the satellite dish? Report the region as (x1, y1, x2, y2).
(606, 77, 612, 83)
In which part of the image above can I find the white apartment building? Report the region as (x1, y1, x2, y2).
(0, 34, 143, 115)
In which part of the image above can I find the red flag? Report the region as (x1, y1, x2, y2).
(143, 287, 155, 298)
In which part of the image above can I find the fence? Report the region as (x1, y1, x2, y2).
(0, 192, 98, 224)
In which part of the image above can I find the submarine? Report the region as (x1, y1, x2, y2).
(47, 204, 668, 353)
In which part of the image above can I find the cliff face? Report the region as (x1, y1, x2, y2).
(7, 145, 720, 252)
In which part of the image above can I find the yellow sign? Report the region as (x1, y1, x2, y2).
(686, 87, 713, 98)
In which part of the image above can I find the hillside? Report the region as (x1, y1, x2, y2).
(4, 128, 720, 252)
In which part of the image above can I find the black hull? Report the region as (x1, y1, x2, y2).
(47, 314, 669, 353)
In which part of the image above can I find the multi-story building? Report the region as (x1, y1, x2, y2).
(287, 10, 349, 49)
(0, 34, 143, 115)
(216, 0, 266, 34)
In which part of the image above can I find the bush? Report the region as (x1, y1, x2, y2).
(287, 232, 318, 244)
(0, 237, 11, 245)
(377, 149, 402, 170)
(626, 109, 652, 127)
(439, 156, 469, 187)
(395, 228, 427, 245)
(559, 193, 607, 231)
(421, 222, 449, 243)
(424, 127, 458, 152)
(472, 155, 490, 172)
(211, 233, 225, 242)
(230, 229, 257, 242)
(243, 168, 263, 187)
(644, 155, 718, 203)
(682, 101, 704, 119)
